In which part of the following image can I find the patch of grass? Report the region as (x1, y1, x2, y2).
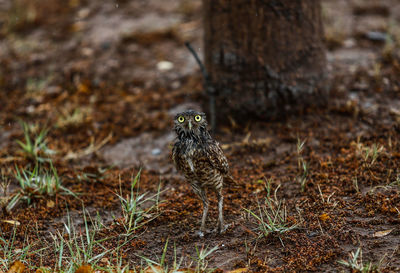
(56, 106, 93, 129)
(353, 176, 360, 193)
(363, 143, 384, 167)
(0, 169, 11, 197)
(105, 259, 132, 273)
(338, 247, 381, 273)
(139, 241, 216, 273)
(103, 257, 133, 273)
(55, 210, 116, 272)
(0, 170, 14, 212)
(296, 138, 306, 169)
(317, 185, 338, 207)
(244, 183, 298, 246)
(244, 239, 258, 268)
(15, 163, 61, 195)
(115, 170, 162, 235)
(0, 225, 43, 272)
(192, 244, 219, 273)
(299, 161, 309, 192)
(44, 208, 133, 273)
(11, 162, 73, 206)
(296, 137, 309, 192)
(354, 140, 384, 168)
(139, 239, 179, 273)
(16, 121, 54, 163)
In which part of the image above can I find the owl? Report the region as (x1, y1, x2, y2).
(172, 109, 230, 237)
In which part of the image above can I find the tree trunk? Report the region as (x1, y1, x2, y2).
(203, 0, 326, 123)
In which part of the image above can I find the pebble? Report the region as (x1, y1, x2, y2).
(365, 31, 387, 42)
(157, 61, 174, 71)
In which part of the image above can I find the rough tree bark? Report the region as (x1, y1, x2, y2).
(203, 0, 326, 123)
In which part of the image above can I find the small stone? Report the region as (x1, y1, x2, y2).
(26, 105, 35, 114)
(81, 47, 94, 57)
(157, 61, 174, 71)
(151, 148, 161, 155)
(46, 86, 62, 95)
(77, 8, 90, 19)
(343, 38, 356, 48)
(171, 80, 181, 89)
(365, 31, 387, 42)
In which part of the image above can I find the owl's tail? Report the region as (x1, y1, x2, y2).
(223, 174, 240, 186)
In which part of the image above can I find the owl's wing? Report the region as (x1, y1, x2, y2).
(172, 142, 181, 171)
(206, 140, 229, 174)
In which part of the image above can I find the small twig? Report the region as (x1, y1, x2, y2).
(64, 133, 112, 160)
(184, 42, 211, 86)
(184, 42, 216, 134)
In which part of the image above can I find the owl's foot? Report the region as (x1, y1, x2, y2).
(197, 229, 213, 238)
(219, 224, 230, 234)
(213, 223, 230, 234)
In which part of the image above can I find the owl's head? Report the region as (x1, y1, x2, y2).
(174, 110, 209, 140)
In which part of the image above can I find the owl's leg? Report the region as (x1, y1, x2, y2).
(216, 189, 227, 233)
(200, 193, 209, 237)
(192, 184, 208, 238)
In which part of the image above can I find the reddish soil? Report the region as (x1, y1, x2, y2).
(1, 0, 400, 272)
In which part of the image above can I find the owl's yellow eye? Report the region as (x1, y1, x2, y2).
(178, 116, 185, 123)
(194, 115, 202, 122)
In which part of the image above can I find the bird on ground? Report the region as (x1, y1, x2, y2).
(172, 109, 232, 237)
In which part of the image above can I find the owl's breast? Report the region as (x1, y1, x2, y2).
(185, 155, 195, 173)
(173, 141, 218, 179)
(183, 146, 201, 173)
(179, 147, 204, 173)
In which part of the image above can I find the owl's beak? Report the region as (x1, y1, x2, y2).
(188, 121, 192, 130)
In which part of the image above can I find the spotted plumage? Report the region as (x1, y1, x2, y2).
(172, 109, 230, 237)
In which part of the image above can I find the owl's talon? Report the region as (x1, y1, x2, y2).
(215, 224, 230, 234)
(219, 224, 230, 234)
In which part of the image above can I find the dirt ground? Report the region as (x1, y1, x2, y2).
(1, 0, 400, 272)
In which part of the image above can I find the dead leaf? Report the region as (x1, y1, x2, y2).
(373, 229, 393, 237)
(242, 132, 251, 143)
(77, 82, 90, 93)
(35, 268, 51, 273)
(2, 220, 21, 226)
(172, 269, 195, 273)
(319, 213, 330, 221)
(227, 268, 248, 273)
(0, 156, 23, 164)
(389, 108, 400, 116)
(46, 200, 55, 208)
(7, 261, 25, 273)
(144, 265, 162, 273)
(75, 265, 94, 273)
